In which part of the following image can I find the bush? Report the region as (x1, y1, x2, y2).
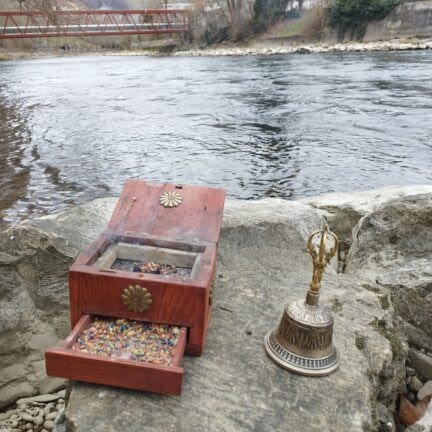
(328, 0, 400, 40)
(254, 0, 290, 31)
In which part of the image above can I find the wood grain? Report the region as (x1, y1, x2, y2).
(46, 180, 225, 394)
(46, 315, 187, 396)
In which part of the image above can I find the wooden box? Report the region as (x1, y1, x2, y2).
(46, 180, 225, 394)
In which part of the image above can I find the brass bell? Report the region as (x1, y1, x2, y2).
(264, 225, 339, 376)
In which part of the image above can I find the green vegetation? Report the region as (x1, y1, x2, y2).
(372, 318, 405, 360)
(355, 333, 367, 350)
(362, 283, 381, 294)
(253, 0, 290, 32)
(378, 294, 390, 310)
(331, 297, 343, 313)
(328, 0, 400, 40)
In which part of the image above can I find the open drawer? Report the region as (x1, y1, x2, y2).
(45, 314, 187, 395)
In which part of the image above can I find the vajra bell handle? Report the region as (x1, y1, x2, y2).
(307, 224, 339, 298)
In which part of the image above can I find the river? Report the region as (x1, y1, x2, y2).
(0, 50, 431, 225)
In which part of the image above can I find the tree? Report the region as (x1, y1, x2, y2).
(17, 0, 61, 27)
(18, 0, 59, 12)
(328, 0, 400, 40)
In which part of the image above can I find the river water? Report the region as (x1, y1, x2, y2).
(0, 51, 431, 225)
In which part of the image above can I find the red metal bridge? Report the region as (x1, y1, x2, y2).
(0, 9, 191, 39)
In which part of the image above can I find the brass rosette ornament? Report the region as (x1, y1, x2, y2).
(121, 285, 152, 313)
(264, 225, 339, 376)
(159, 191, 183, 208)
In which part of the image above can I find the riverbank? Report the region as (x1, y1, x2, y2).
(1, 36, 432, 61)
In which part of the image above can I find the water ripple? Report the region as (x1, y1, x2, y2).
(0, 51, 431, 224)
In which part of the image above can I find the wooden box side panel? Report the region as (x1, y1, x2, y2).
(45, 349, 184, 395)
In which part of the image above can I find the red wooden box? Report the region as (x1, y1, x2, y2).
(45, 180, 225, 395)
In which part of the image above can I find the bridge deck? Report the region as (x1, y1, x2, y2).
(0, 9, 191, 39)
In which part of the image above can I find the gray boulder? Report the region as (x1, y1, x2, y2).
(3, 187, 431, 430)
(299, 185, 432, 242)
(409, 350, 432, 382)
(346, 194, 432, 279)
(64, 199, 397, 432)
(377, 259, 432, 339)
(0, 198, 116, 408)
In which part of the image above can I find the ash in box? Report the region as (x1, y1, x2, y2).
(72, 318, 180, 366)
(112, 259, 192, 277)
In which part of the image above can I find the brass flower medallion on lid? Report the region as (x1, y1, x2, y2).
(159, 191, 183, 208)
(121, 285, 152, 312)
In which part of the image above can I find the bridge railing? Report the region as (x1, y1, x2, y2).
(0, 9, 191, 39)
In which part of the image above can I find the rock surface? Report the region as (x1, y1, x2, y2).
(298, 185, 432, 241)
(1, 186, 432, 431)
(64, 198, 396, 432)
(377, 260, 432, 340)
(0, 198, 115, 408)
(346, 194, 432, 279)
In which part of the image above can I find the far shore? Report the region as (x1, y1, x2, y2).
(1, 37, 432, 61)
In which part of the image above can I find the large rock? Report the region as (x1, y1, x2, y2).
(344, 193, 432, 384)
(63, 199, 398, 432)
(0, 198, 116, 408)
(3, 187, 431, 429)
(298, 185, 432, 242)
(377, 259, 432, 339)
(346, 193, 432, 279)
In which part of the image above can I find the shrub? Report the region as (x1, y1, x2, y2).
(328, 0, 400, 40)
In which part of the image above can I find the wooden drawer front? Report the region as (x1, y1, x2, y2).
(69, 273, 206, 328)
(45, 315, 187, 395)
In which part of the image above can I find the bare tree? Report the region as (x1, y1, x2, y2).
(215, 0, 253, 41)
(17, 0, 61, 26)
(17, 0, 59, 13)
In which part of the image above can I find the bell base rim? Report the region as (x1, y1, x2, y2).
(264, 330, 339, 377)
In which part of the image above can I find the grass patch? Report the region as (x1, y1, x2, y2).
(372, 318, 405, 360)
(355, 333, 367, 350)
(362, 283, 380, 293)
(269, 7, 326, 39)
(331, 297, 343, 313)
(378, 294, 390, 310)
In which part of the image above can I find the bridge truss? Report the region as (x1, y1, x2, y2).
(0, 9, 191, 39)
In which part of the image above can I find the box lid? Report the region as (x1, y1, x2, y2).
(107, 180, 225, 244)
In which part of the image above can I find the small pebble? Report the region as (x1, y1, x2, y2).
(406, 367, 416, 377)
(408, 376, 423, 392)
(25, 423, 33, 430)
(418, 380, 432, 400)
(21, 413, 34, 422)
(44, 403, 54, 416)
(16, 394, 61, 405)
(34, 416, 44, 426)
(43, 419, 54, 431)
(405, 392, 416, 402)
(45, 412, 58, 421)
(56, 390, 66, 398)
